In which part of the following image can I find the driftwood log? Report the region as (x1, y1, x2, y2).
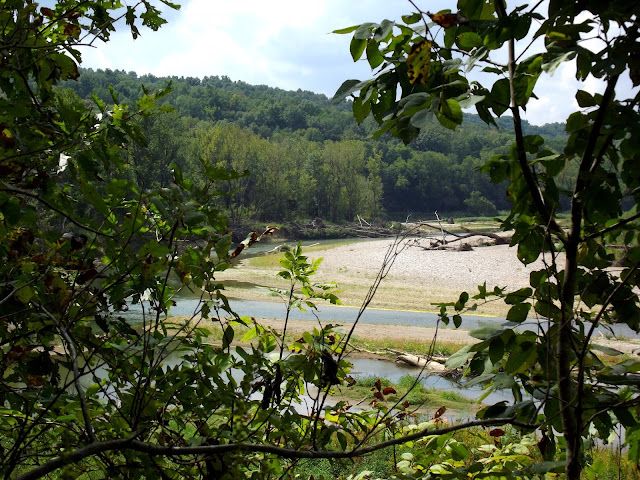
(396, 354, 447, 372)
(395, 354, 461, 378)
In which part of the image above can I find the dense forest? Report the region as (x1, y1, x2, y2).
(62, 68, 569, 223)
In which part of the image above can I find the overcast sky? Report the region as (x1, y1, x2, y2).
(80, 0, 632, 126)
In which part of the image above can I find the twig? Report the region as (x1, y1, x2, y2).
(35, 303, 96, 443)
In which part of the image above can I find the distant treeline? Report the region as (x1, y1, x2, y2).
(61, 68, 572, 223)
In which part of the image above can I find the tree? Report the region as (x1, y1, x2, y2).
(0, 2, 334, 478)
(334, 0, 640, 478)
(464, 190, 498, 216)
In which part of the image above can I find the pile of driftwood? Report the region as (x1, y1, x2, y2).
(231, 216, 511, 247)
(410, 223, 511, 250)
(284, 217, 394, 239)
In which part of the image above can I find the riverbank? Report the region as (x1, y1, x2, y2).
(220, 236, 552, 317)
(211, 237, 640, 355)
(190, 315, 640, 360)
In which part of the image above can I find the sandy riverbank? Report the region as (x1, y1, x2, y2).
(221, 236, 558, 316)
(212, 236, 640, 355)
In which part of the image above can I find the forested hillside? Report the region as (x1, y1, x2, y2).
(63, 68, 569, 222)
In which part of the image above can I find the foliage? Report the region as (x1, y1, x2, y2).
(2, 6, 490, 473)
(335, 0, 640, 478)
(0, 2, 370, 479)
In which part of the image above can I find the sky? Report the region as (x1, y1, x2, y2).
(80, 0, 633, 126)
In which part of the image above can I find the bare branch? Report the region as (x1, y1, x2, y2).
(16, 417, 535, 480)
(35, 303, 96, 443)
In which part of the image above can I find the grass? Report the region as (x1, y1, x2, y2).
(344, 374, 476, 412)
(171, 318, 472, 361)
(584, 444, 640, 480)
(349, 335, 468, 357)
(244, 239, 362, 269)
(292, 445, 395, 479)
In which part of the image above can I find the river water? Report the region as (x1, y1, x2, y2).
(117, 294, 517, 405)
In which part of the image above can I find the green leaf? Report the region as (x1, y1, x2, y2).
(441, 98, 463, 125)
(366, 40, 384, 68)
(530, 270, 548, 288)
(612, 407, 637, 427)
(493, 372, 515, 389)
(350, 37, 367, 61)
(354, 22, 377, 40)
(402, 13, 422, 24)
(512, 14, 532, 40)
(215, 235, 232, 260)
(374, 20, 395, 41)
(241, 326, 258, 342)
(446, 345, 473, 368)
(457, 32, 483, 50)
(490, 78, 510, 116)
(336, 432, 348, 450)
(489, 337, 504, 364)
(590, 344, 623, 356)
(15, 285, 34, 303)
(505, 287, 533, 304)
(542, 49, 576, 75)
(85, 383, 101, 397)
(333, 25, 359, 34)
(522, 135, 544, 153)
(517, 234, 542, 265)
(79, 181, 110, 217)
(459, 0, 496, 19)
(332, 79, 372, 103)
(506, 303, 532, 323)
(410, 109, 434, 129)
(49, 53, 79, 80)
(455, 291, 469, 311)
(566, 111, 588, 132)
(399, 92, 430, 111)
(506, 341, 537, 374)
(576, 89, 595, 107)
(222, 326, 234, 349)
(470, 324, 503, 340)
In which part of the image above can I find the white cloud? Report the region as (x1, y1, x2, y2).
(78, 1, 636, 125)
(80, 0, 443, 96)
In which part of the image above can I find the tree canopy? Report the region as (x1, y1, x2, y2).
(335, 0, 640, 478)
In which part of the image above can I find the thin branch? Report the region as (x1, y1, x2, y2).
(582, 262, 640, 353)
(35, 303, 96, 443)
(583, 211, 640, 241)
(0, 184, 114, 238)
(15, 417, 534, 480)
(571, 75, 619, 205)
(494, 0, 565, 240)
(0, 277, 41, 307)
